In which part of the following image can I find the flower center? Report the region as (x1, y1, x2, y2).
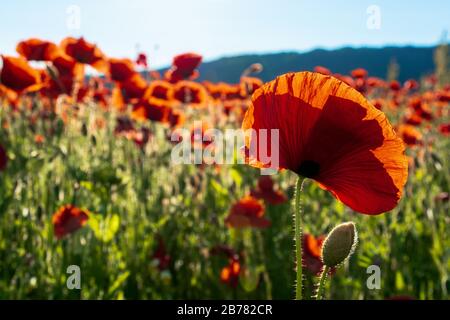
(297, 160, 320, 178)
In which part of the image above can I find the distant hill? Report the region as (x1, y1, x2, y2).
(161, 46, 438, 83)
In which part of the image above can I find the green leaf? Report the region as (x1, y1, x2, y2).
(108, 271, 130, 296)
(230, 168, 242, 188)
(88, 213, 120, 243)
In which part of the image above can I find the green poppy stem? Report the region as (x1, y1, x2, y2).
(315, 266, 330, 300)
(294, 176, 306, 300)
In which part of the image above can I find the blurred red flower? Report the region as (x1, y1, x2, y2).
(144, 80, 174, 101)
(52, 205, 89, 239)
(303, 233, 325, 275)
(367, 77, 386, 88)
(60, 37, 107, 72)
(250, 176, 287, 205)
(225, 196, 270, 228)
(136, 52, 148, 68)
(389, 80, 401, 91)
(132, 97, 172, 123)
(173, 52, 202, 75)
(168, 109, 185, 128)
(351, 68, 368, 79)
(439, 123, 450, 135)
(16, 38, 59, 61)
(108, 58, 136, 82)
(397, 125, 422, 146)
(220, 258, 241, 287)
(403, 79, 419, 91)
(404, 113, 423, 126)
(152, 237, 171, 271)
(112, 73, 148, 108)
(0, 55, 43, 93)
(173, 81, 208, 106)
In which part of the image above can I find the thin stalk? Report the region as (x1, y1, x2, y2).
(315, 266, 330, 300)
(294, 177, 306, 300)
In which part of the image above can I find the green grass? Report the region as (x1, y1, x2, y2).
(0, 92, 448, 300)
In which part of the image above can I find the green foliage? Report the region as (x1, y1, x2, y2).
(0, 91, 448, 300)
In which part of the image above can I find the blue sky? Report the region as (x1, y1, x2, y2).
(0, 0, 448, 68)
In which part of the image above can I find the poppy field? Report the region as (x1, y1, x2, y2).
(0, 36, 449, 301)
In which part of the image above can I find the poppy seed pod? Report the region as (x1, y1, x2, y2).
(321, 222, 358, 267)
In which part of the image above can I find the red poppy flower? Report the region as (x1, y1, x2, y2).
(203, 81, 223, 100)
(314, 66, 332, 76)
(108, 58, 136, 82)
(0, 144, 8, 171)
(52, 53, 84, 79)
(242, 72, 408, 215)
(436, 90, 450, 103)
(34, 134, 45, 145)
(164, 68, 184, 83)
(397, 125, 422, 146)
(409, 97, 433, 121)
(439, 123, 450, 136)
(39, 53, 84, 98)
(351, 68, 368, 79)
(41, 75, 76, 98)
(136, 52, 148, 68)
(389, 80, 401, 91)
(112, 73, 148, 108)
(172, 52, 202, 76)
(132, 97, 171, 123)
(0, 56, 43, 93)
(173, 81, 208, 106)
(152, 237, 171, 271)
(403, 79, 419, 91)
(168, 109, 185, 128)
(404, 113, 423, 126)
(60, 37, 107, 72)
(225, 196, 270, 228)
(250, 176, 287, 205)
(144, 80, 174, 101)
(52, 205, 89, 239)
(367, 77, 386, 88)
(303, 233, 325, 275)
(16, 38, 59, 61)
(220, 258, 241, 287)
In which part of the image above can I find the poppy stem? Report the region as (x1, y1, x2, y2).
(315, 266, 330, 300)
(294, 176, 306, 300)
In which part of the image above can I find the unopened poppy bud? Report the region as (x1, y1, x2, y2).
(321, 222, 358, 267)
(249, 63, 263, 74)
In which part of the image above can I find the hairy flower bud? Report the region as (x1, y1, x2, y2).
(321, 222, 358, 267)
